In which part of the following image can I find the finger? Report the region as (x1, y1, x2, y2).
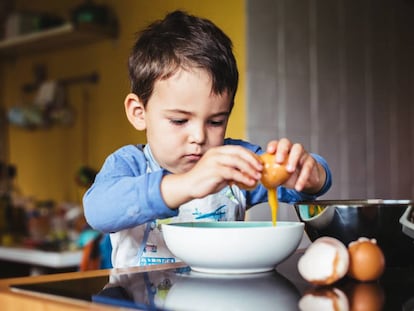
(294, 156, 317, 191)
(215, 148, 262, 181)
(220, 146, 263, 172)
(285, 143, 304, 172)
(266, 140, 279, 154)
(274, 138, 292, 163)
(237, 147, 263, 170)
(219, 164, 259, 188)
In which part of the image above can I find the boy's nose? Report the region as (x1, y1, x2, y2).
(189, 125, 206, 144)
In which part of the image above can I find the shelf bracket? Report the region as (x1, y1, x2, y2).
(22, 64, 99, 93)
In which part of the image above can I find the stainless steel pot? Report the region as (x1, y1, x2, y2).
(294, 199, 414, 267)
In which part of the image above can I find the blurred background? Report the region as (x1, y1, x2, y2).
(0, 0, 246, 277)
(1, 0, 248, 205)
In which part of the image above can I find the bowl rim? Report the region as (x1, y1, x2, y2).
(162, 221, 304, 229)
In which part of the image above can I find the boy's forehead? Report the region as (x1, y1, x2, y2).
(151, 72, 232, 113)
(145, 67, 232, 112)
(155, 67, 228, 97)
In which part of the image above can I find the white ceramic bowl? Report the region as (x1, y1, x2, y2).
(163, 271, 300, 311)
(162, 221, 304, 274)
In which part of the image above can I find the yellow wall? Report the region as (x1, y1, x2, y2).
(1, 0, 246, 203)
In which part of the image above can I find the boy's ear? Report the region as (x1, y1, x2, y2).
(124, 93, 146, 130)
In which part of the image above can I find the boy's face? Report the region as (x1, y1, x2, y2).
(133, 68, 232, 174)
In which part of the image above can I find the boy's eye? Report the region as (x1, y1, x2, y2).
(170, 119, 187, 125)
(169, 118, 226, 126)
(209, 119, 225, 126)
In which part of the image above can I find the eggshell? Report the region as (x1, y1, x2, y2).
(299, 288, 349, 311)
(344, 282, 385, 311)
(347, 238, 385, 282)
(298, 237, 349, 285)
(260, 153, 292, 189)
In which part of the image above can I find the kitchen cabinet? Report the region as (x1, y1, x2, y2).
(0, 22, 117, 57)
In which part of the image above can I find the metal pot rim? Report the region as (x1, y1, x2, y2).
(294, 199, 413, 206)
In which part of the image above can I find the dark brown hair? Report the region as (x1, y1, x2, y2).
(128, 10, 239, 110)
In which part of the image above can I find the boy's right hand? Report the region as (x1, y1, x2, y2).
(160, 145, 263, 208)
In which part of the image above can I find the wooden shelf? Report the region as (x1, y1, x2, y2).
(0, 22, 117, 57)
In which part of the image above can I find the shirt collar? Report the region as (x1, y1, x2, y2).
(143, 144, 163, 173)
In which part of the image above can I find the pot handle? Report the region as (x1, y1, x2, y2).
(399, 206, 414, 239)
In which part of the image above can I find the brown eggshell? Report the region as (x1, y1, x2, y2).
(347, 238, 385, 282)
(260, 153, 292, 189)
(344, 282, 385, 311)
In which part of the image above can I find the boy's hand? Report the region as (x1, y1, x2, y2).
(161, 145, 263, 208)
(188, 145, 264, 195)
(266, 138, 326, 193)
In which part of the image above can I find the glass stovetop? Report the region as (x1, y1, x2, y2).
(10, 252, 414, 311)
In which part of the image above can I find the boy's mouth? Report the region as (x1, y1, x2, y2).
(184, 154, 202, 162)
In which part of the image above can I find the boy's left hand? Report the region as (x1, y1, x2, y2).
(266, 138, 326, 194)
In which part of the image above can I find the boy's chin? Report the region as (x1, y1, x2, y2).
(167, 162, 196, 174)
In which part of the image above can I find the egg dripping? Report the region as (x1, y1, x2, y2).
(260, 153, 292, 226)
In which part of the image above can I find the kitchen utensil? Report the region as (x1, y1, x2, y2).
(162, 221, 304, 274)
(294, 199, 414, 267)
(400, 205, 414, 239)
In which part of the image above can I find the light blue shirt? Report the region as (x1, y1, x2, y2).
(84, 138, 332, 234)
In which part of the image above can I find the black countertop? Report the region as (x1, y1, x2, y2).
(10, 250, 414, 310)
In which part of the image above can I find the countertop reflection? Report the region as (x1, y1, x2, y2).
(9, 250, 414, 310)
(97, 268, 300, 311)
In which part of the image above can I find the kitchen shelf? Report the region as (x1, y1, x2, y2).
(0, 246, 82, 268)
(0, 22, 117, 57)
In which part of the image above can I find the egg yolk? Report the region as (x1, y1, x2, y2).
(260, 153, 292, 226)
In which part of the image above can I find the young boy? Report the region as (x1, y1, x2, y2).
(83, 10, 332, 268)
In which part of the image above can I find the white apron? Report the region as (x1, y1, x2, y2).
(110, 162, 247, 268)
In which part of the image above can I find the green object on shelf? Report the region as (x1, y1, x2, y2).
(76, 166, 97, 188)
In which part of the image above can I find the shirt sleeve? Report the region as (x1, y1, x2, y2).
(83, 145, 178, 233)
